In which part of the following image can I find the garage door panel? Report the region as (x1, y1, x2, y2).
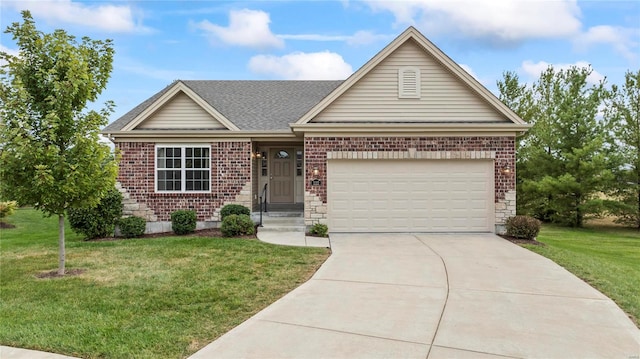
(328, 160, 494, 232)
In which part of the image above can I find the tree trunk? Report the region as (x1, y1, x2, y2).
(58, 214, 65, 275)
(637, 186, 640, 230)
(575, 195, 583, 227)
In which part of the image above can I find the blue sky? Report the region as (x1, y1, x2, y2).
(1, 0, 639, 123)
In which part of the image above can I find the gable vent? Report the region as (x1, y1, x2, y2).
(398, 67, 421, 99)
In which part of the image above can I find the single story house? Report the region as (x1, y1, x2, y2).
(103, 26, 530, 234)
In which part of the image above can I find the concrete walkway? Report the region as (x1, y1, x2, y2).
(257, 230, 331, 248)
(0, 346, 81, 359)
(191, 233, 640, 358)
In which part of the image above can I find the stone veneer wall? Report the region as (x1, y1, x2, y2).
(116, 141, 252, 231)
(304, 136, 516, 233)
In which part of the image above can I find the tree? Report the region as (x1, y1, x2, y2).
(0, 11, 118, 275)
(605, 70, 640, 228)
(498, 65, 613, 226)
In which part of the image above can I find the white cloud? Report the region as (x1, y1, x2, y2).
(2, 0, 149, 33)
(521, 60, 605, 85)
(0, 44, 19, 57)
(278, 34, 349, 41)
(98, 134, 115, 150)
(278, 30, 391, 46)
(117, 57, 196, 81)
(248, 51, 353, 80)
(193, 9, 283, 49)
(364, 0, 582, 46)
(459, 64, 479, 81)
(0, 44, 20, 66)
(574, 25, 638, 61)
(347, 30, 393, 45)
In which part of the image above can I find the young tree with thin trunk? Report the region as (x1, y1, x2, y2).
(0, 11, 118, 275)
(606, 69, 640, 228)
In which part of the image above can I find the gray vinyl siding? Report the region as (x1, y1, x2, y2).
(312, 39, 509, 123)
(136, 92, 226, 129)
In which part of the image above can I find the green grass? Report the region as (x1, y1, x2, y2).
(0, 208, 330, 358)
(522, 225, 640, 326)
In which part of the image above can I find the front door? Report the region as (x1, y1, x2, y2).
(270, 148, 294, 203)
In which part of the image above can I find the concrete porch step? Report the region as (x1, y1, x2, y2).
(264, 211, 303, 218)
(257, 215, 305, 233)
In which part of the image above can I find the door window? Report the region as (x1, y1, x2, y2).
(275, 150, 290, 159)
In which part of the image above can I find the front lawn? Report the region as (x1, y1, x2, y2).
(522, 225, 640, 327)
(0, 208, 330, 358)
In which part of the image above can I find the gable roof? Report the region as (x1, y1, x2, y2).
(103, 80, 343, 133)
(104, 26, 529, 136)
(294, 26, 528, 127)
(119, 81, 239, 131)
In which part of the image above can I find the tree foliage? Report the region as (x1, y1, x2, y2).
(605, 70, 640, 228)
(0, 11, 118, 274)
(499, 66, 613, 227)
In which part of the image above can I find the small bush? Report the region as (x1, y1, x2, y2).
(506, 215, 541, 240)
(118, 216, 146, 238)
(171, 210, 197, 235)
(68, 188, 123, 239)
(221, 214, 255, 237)
(0, 201, 18, 219)
(309, 223, 328, 237)
(220, 204, 250, 221)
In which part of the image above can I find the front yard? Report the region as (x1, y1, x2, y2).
(0, 208, 330, 358)
(523, 225, 640, 327)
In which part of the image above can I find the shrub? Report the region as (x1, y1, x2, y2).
(220, 204, 250, 221)
(505, 215, 541, 240)
(221, 214, 255, 237)
(118, 216, 146, 238)
(309, 223, 328, 237)
(0, 201, 18, 219)
(171, 210, 197, 235)
(68, 188, 123, 239)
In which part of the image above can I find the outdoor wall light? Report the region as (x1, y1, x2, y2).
(313, 167, 319, 176)
(502, 166, 512, 174)
(251, 150, 262, 159)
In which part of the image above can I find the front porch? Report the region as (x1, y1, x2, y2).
(251, 143, 305, 216)
(250, 142, 305, 233)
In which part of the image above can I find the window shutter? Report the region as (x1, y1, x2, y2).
(398, 67, 421, 99)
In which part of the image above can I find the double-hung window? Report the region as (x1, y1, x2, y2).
(156, 145, 210, 192)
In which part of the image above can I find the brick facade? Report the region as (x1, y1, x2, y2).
(116, 136, 516, 233)
(116, 141, 252, 228)
(304, 136, 516, 232)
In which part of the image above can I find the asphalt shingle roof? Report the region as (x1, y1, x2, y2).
(103, 80, 343, 132)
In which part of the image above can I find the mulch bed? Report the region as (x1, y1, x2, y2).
(498, 234, 544, 246)
(0, 222, 16, 229)
(36, 268, 86, 279)
(89, 227, 257, 242)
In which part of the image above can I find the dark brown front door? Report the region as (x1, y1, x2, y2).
(270, 148, 294, 203)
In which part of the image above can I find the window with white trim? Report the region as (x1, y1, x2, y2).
(156, 145, 210, 192)
(398, 67, 421, 98)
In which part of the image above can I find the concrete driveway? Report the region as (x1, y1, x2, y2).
(190, 233, 640, 358)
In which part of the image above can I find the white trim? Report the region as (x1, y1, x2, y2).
(291, 122, 530, 134)
(326, 150, 496, 160)
(154, 144, 212, 194)
(102, 130, 296, 140)
(121, 82, 240, 132)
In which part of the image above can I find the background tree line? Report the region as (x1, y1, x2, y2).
(498, 67, 640, 228)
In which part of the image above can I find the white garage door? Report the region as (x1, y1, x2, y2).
(327, 160, 494, 232)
